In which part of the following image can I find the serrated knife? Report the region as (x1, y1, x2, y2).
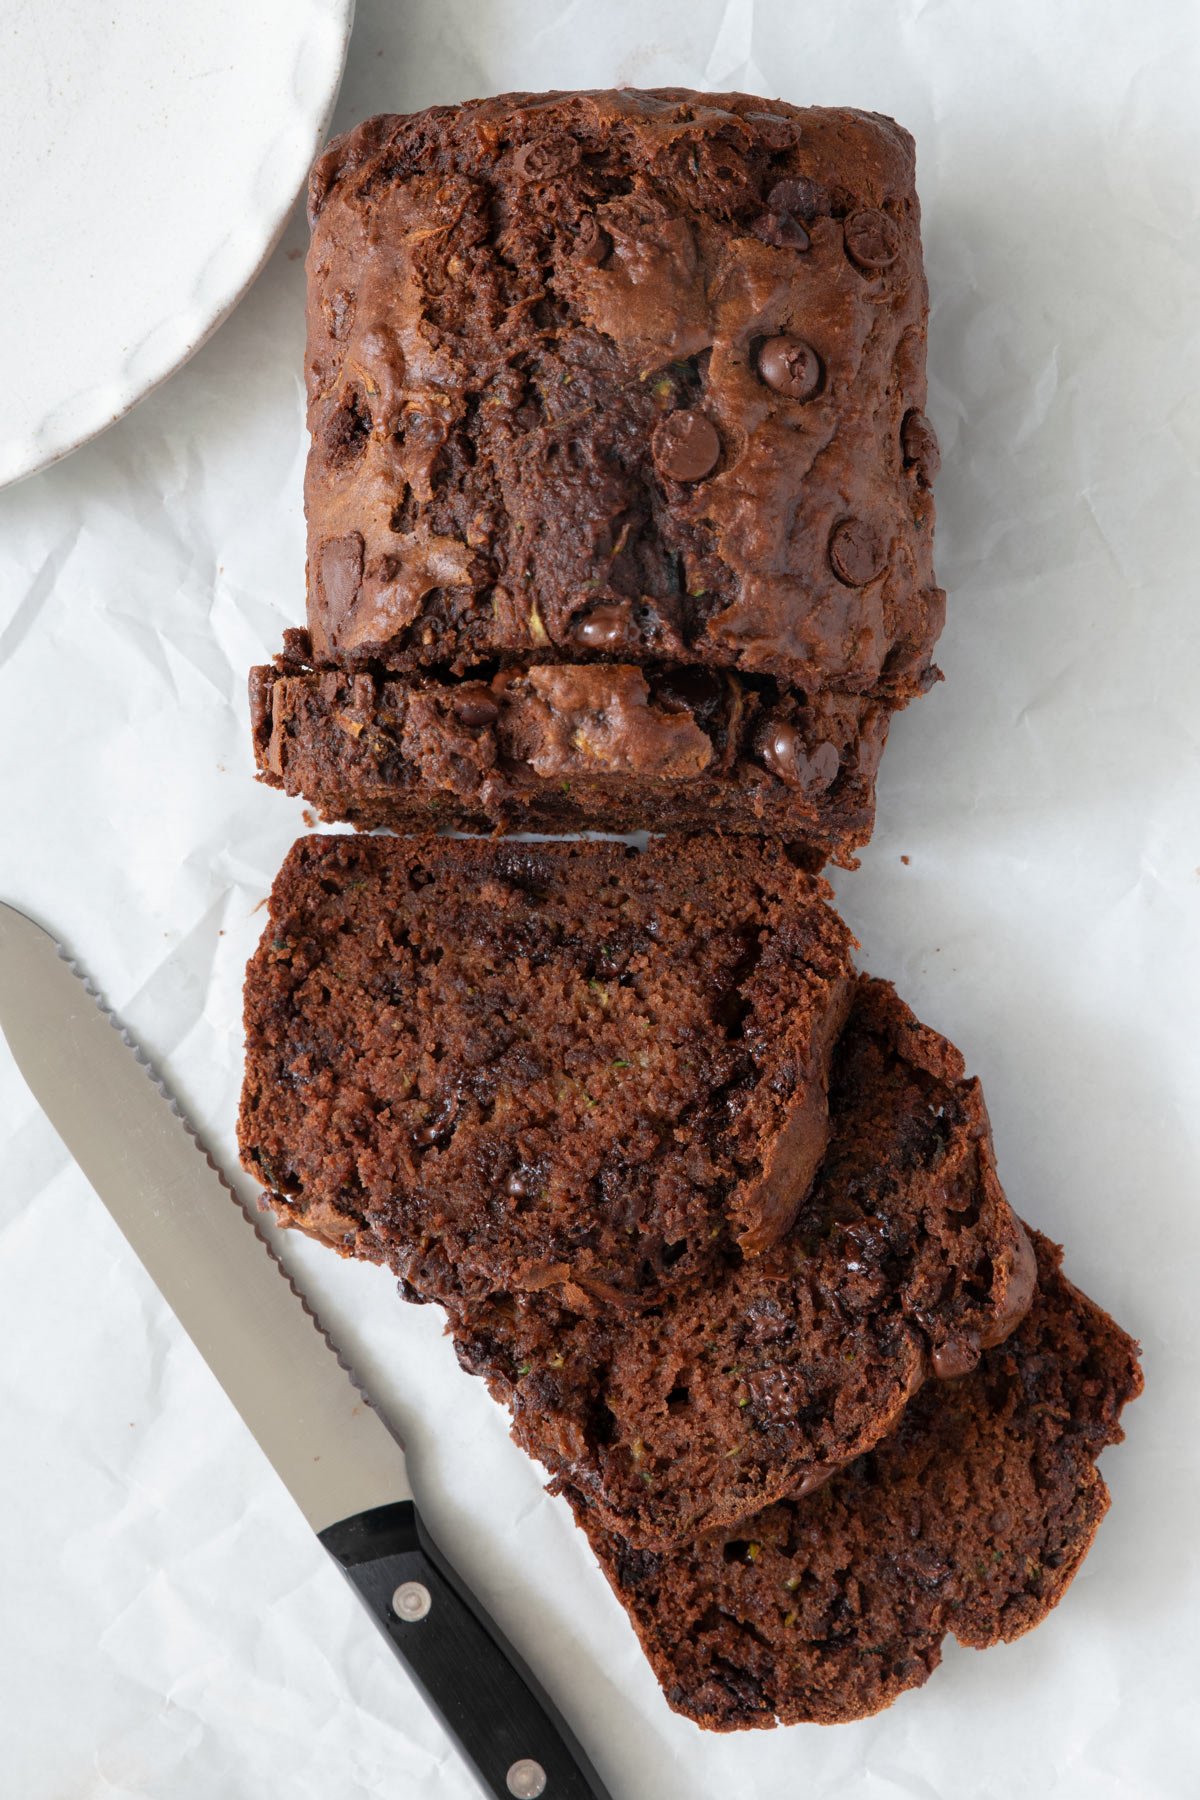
(0, 901, 612, 1800)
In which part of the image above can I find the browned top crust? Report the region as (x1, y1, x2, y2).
(301, 91, 940, 695)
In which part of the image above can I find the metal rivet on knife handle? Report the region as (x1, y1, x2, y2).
(392, 1581, 432, 1622)
(507, 1760, 548, 1798)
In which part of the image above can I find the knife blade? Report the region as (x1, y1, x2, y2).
(0, 901, 612, 1800)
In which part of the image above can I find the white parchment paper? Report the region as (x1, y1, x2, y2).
(2, 3, 1198, 1795)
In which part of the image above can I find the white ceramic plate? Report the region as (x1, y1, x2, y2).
(0, 0, 355, 489)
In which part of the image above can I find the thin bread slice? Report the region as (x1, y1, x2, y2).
(571, 1231, 1141, 1727)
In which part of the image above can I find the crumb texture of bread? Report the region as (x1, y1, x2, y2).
(238, 833, 856, 1305)
(444, 975, 1036, 1547)
(573, 1232, 1141, 1728)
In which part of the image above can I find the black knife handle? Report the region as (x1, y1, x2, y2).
(319, 1502, 613, 1800)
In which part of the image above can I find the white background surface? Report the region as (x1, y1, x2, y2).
(1, 3, 1198, 1796)
(0, 0, 353, 487)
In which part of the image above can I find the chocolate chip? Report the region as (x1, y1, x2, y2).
(574, 213, 611, 267)
(756, 335, 822, 401)
(513, 136, 581, 182)
(751, 177, 821, 249)
(751, 210, 810, 251)
(829, 518, 886, 587)
(901, 409, 940, 487)
(931, 1335, 980, 1380)
(572, 603, 630, 649)
(652, 410, 721, 483)
(452, 690, 500, 728)
(318, 532, 365, 633)
(795, 1462, 837, 1499)
(767, 177, 827, 221)
(759, 723, 841, 794)
(844, 207, 901, 271)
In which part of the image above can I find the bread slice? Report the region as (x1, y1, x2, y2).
(446, 977, 1036, 1547)
(239, 833, 855, 1304)
(571, 1231, 1141, 1728)
(250, 651, 892, 865)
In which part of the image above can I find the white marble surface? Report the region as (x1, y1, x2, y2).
(1, 2, 1197, 1795)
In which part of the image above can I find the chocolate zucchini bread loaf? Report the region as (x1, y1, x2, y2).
(573, 1233, 1141, 1728)
(251, 89, 942, 853)
(444, 976, 1035, 1547)
(238, 833, 856, 1304)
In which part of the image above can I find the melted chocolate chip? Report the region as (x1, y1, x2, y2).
(759, 723, 841, 794)
(756, 335, 822, 400)
(452, 690, 500, 728)
(901, 409, 941, 487)
(318, 533, 365, 632)
(572, 603, 630, 649)
(750, 177, 823, 249)
(751, 211, 810, 251)
(795, 1461, 837, 1499)
(931, 1334, 980, 1380)
(844, 208, 902, 272)
(652, 411, 721, 483)
(767, 177, 828, 221)
(574, 213, 611, 267)
(829, 518, 886, 587)
(513, 136, 581, 182)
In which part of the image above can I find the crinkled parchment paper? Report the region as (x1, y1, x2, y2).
(1, 2, 1198, 1795)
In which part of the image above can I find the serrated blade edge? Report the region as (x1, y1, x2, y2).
(0, 901, 411, 1530)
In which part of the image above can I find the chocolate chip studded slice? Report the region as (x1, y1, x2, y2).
(240, 834, 857, 1309)
(444, 977, 1036, 1550)
(829, 517, 886, 586)
(844, 206, 902, 271)
(571, 1230, 1142, 1727)
(652, 410, 721, 483)
(250, 656, 896, 864)
(756, 335, 822, 400)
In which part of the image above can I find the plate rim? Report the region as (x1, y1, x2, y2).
(0, 0, 356, 493)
